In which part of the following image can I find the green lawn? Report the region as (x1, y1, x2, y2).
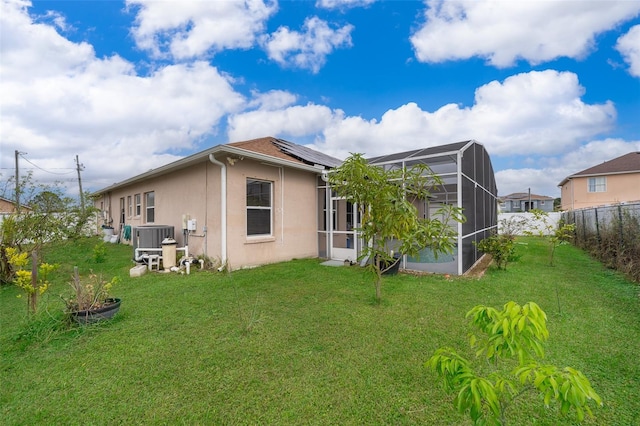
(1, 237, 639, 425)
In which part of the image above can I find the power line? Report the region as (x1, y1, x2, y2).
(18, 154, 75, 175)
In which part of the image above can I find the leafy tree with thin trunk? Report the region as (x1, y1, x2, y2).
(328, 153, 464, 303)
(427, 301, 602, 425)
(0, 174, 97, 313)
(524, 209, 576, 266)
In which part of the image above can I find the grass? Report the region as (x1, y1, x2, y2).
(1, 237, 639, 425)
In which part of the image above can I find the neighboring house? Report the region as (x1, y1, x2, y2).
(93, 137, 497, 275)
(559, 152, 640, 210)
(499, 192, 554, 213)
(0, 196, 31, 213)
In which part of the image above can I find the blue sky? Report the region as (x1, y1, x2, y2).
(1, 0, 639, 199)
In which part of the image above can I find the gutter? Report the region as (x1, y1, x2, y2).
(208, 154, 227, 269)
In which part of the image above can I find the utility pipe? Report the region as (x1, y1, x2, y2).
(134, 246, 188, 263)
(208, 154, 227, 269)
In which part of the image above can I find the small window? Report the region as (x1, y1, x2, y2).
(127, 195, 132, 218)
(145, 191, 155, 223)
(588, 177, 606, 193)
(246, 179, 272, 236)
(135, 193, 141, 216)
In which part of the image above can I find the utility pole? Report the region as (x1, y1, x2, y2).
(14, 150, 21, 213)
(75, 155, 85, 213)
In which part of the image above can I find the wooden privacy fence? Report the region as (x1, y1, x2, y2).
(562, 203, 640, 283)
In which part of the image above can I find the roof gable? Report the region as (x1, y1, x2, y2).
(570, 152, 640, 177)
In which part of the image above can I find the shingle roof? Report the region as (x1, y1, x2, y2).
(558, 151, 640, 186)
(571, 152, 640, 177)
(500, 192, 554, 201)
(93, 136, 341, 194)
(228, 137, 342, 168)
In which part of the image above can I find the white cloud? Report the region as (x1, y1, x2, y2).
(247, 90, 298, 110)
(127, 0, 277, 59)
(411, 0, 640, 67)
(262, 16, 354, 73)
(1, 0, 245, 191)
(306, 70, 615, 158)
(496, 139, 640, 197)
(616, 24, 640, 77)
(227, 103, 341, 141)
(225, 70, 621, 194)
(316, 0, 376, 10)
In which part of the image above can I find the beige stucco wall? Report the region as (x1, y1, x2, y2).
(0, 198, 18, 213)
(560, 172, 640, 210)
(94, 157, 320, 270)
(225, 158, 319, 269)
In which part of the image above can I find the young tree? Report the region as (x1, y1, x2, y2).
(525, 209, 576, 266)
(0, 175, 96, 313)
(328, 153, 465, 303)
(427, 301, 602, 425)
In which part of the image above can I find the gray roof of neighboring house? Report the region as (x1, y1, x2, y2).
(559, 152, 640, 186)
(499, 192, 554, 201)
(93, 136, 341, 195)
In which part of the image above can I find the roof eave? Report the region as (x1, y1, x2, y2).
(560, 170, 640, 187)
(216, 145, 331, 172)
(93, 144, 328, 195)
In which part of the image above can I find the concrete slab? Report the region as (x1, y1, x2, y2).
(321, 260, 346, 267)
(129, 264, 147, 277)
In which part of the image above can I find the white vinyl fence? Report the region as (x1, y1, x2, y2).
(498, 212, 562, 236)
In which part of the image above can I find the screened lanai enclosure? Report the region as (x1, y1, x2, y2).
(317, 140, 498, 275)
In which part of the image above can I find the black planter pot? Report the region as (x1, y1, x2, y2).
(71, 298, 121, 325)
(379, 255, 401, 276)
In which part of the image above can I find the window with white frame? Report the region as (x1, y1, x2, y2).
(588, 177, 606, 193)
(145, 191, 155, 223)
(127, 195, 132, 217)
(246, 179, 272, 236)
(134, 193, 141, 216)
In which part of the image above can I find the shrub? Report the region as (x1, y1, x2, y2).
(474, 234, 517, 270)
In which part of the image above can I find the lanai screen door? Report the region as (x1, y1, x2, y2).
(329, 195, 358, 262)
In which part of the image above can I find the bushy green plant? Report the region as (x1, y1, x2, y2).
(474, 234, 517, 270)
(92, 242, 107, 263)
(427, 301, 602, 425)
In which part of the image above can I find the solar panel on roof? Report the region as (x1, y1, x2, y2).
(273, 139, 343, 168)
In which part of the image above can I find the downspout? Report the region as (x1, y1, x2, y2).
(208, 154, 227, 268)
(456, 150, 463, 275)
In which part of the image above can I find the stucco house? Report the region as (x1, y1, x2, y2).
(93, 137, 340, 270)
(499, 192, 554, 213)
(93, 137, 497, 275)
(0, 196, 31, 213)
(559, 152, 640, 210)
